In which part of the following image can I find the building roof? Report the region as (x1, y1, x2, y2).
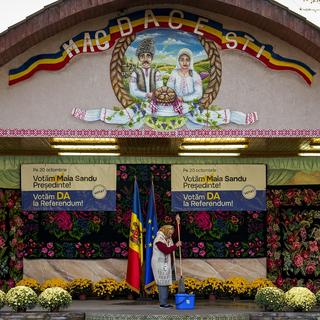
(0, 0, 320, 67)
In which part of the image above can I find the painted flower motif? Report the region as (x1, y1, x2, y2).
(192, 247, 199, 254)
(114, 247, 121, 254)
(47, 242, 54, 249)
(54, 211, 73, 231)
(309, 241, 318, 252)
(306, 262, 316, 275)
(198, 242, 205, 249)
(120, 242, 127, 249)
(199, 250, 206, 257)
(230, 216, 239, 224)
(93, 216, 101, 224)
(272, 197, 281, 208)
(293, 254, 304, 268)
(292, 242, 301, 250)
(194, 212, 212, 230)
(0, 236, 5, 248)
(121, 173, 128, 180)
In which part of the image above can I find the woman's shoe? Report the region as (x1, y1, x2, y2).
(160, 304, 174, 309)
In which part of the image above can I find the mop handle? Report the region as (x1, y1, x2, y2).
(176, 215, 183, 277)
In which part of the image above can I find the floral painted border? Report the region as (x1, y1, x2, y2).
(1, 128, 320, 137)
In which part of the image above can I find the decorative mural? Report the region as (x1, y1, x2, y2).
(4, 8, 317, 137)
(72, 29, 258, 131)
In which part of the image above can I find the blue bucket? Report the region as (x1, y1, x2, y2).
(175, 293, 195, 310)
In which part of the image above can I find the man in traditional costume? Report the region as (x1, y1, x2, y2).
(129, 38, 163, 100)
(151, 225, 182, 309)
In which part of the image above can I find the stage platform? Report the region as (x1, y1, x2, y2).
(82, 299, 256, 319)
(3, 299, 320, 319)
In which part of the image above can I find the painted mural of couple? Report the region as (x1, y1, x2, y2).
(72, 31, 258, 130)
(129, 38, 202, 104)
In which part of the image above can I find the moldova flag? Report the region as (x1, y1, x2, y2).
(126, 178, 144, 293)
(144, 179, 158, 293)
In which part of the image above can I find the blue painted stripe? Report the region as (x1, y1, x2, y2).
(22, 190, 116, 211)
(172, 190, 266, 211)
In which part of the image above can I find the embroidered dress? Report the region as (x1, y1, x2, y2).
(167, 69, 202, 102)
(167, 48, 203, 102)
(151, 231, 174, 286)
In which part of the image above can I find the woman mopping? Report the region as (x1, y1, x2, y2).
(151, 222, 182, 309)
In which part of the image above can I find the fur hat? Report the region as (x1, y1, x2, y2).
(136, 38, 155, 58)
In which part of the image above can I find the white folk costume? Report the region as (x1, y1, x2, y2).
(129, 67, 163, 99)
(151, 230, 175, 286)
(129, 37, 163, 100)
(167, 48, 203, 102)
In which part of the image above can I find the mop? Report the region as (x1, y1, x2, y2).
(176, 214, 185, 293)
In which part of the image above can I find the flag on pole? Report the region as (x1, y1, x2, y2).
(126, 178, 144, 293)
(144, 178, 158, 292)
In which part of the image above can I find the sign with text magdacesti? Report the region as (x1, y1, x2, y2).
(21, 164, 116, 211)
(171, 164, 266, 211)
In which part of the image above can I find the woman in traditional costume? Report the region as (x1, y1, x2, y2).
(167, 48, 203, 102)
(151, 225, 182, 309)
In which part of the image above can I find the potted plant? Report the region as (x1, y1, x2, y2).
(316, 290, 320, 305)
(255, 287, 285, 311)
(224, 277, 250, 299)
(69, 278, 93, 299)
(285, 287, 316, 312)
(201, 277, 225, 300)
(249, 278, 275, 299)
(6, 286, 37, 312)
(182, 277, 202, 296)
(0, 289, 6, 310)
(38, 287, 72, 312)
(16, 277, 42, 295)
(115, 279, 133, 299)
(42, 278, 70, 291)
(93, 278, 118, 299)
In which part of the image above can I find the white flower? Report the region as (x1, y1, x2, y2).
(38, 287, 72, 312)
(285, 287, 316, 311)
(0, 290, 6, 309)
(6, 286, 37, 312)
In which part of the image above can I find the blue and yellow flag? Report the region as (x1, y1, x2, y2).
(126, 178, 144, 293)
(144, 178, 158, 293)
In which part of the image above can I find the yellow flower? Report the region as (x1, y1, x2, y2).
(16, 278, 42, 294)
(69, 278, 93, 296)
(93, 278, 118, 297)
(224, 277, 249, 298)
(42, 278, 70, 291)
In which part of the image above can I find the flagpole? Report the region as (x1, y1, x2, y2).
(144, 174, 159, 296)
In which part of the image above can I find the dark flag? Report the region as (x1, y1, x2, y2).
(144, 178, 158, 292)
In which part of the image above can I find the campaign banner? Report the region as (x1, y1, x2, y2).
(171, 165, 266, 211)
(21, 164, 116, 211)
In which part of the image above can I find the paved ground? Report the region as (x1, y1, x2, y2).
(73, 299, 258, 316)
(1, 299, 259, 315)
(2, 300, 320, 319)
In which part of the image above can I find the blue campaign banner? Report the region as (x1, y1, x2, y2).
(171, 164, 266, 212)
(22, 190, 116, 211)
(21, 164, 116, 211)
(172, 190, 266, 211)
